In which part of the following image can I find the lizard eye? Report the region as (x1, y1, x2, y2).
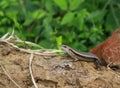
(64, 46, 66, 48)
(63, 45, 67, 48)
(61, 45, 67, 48)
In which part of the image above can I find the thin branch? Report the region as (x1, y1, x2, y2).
(0, 31, 62, 55)
(0, 64, 22, 88)
(5, 29, 15, 41)
(1, 33, 9, 39)
(29, 53, 38, 88)
(14, 35, 45, 49)
(0, 39, 61, 56)
(8, 41, 59, 56)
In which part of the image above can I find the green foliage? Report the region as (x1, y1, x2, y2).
(54, 0, 68, 10)
(70, 0, 83, 11)
(0, 0, 120, 51)
(61, 12, 75, 25)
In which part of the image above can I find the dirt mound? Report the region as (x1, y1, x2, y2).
(0, 40, 120, 88)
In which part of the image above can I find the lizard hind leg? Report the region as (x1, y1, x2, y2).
(94, 59, 101, 69)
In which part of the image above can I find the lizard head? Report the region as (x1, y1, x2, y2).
(60, 45, 70, 53)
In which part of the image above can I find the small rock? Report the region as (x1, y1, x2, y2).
(2, 49, 11, 56)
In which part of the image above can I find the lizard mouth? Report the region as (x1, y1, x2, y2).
(60, 45, 67, 50)
(60, 45, 70, 53)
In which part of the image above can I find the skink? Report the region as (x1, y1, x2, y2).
(61, 45, 101, 69)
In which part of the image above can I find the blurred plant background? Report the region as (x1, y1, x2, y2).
(0, 0, 120, 51)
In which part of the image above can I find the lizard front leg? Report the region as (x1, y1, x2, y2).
(73, 58, 80, 62)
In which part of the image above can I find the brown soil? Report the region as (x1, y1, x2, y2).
(0, 41, 120, 88)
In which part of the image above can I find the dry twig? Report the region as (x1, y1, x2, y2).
(0, 31, 62, 56)
(29, 53, 38, 88)
(0, 64, 22, 88)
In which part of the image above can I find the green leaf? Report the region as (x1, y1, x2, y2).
(87, 10, 106, 22)
(54, 0, 68, 10)
(39, 40, 51, 48)
(77, 9, 89, 29)
(56, 36, 62, 49)
(61, 12, 74, 25)
(0, 0, 9, 9)
(43, 16, 52, 26)
(42, 24, 53, 39)
(45, 1, 54, 13)
(106, 9, 120, 30)
(70, 0, 83, 11)
(33, 10, 46, 19)
(6, 9, 18, 19)
(23, 12, 34, 26)
(0, 11, 4, 16)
